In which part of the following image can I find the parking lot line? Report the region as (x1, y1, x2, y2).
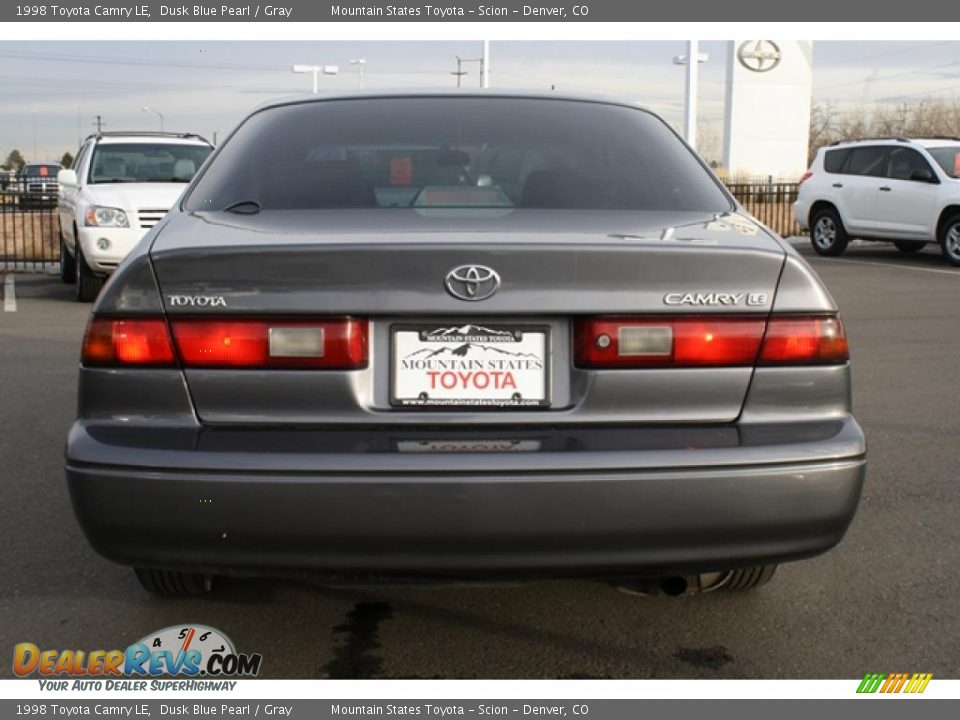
(3, 274, 15, 312)
(807, 256, 960, 277)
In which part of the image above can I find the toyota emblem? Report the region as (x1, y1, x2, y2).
(444, 265, 501, 301)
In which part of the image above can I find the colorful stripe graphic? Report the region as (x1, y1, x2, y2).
(857, 673, 933, 694)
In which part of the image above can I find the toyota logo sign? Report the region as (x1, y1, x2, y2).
(444, 265, 501, 301)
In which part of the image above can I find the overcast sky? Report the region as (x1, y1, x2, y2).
(2, 40, 959, 163)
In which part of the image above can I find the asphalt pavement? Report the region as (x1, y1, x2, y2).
(1, 241, 958, 679)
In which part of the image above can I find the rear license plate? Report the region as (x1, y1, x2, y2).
(391, 323, 549, 408)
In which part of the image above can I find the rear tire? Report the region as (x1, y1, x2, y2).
(75, 244, 105, 302)
(60, 236, 76, 284)
(939, 213, 960, 267)
(722, 565, 778, 591)
(810, 208, 850, 256)
(134, 568, 213, 597)
(894, 240, 925, 254)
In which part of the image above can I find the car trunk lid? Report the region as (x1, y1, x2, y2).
(148, 209, 786, 425)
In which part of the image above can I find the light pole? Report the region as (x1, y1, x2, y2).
(292, 64, 339, 94)
(141, 106, 164, 132)
(349, 58, 366, 89)
(672, 41, 709, 150)
(482, 40, 490, 88)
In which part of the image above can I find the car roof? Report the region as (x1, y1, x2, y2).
(89, 133, 211, 146)
(825, 137, 960, 150)
(911, 138, 960, 148)
(250, 88, 649, 114)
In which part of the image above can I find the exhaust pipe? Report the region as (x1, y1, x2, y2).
(613, 571, 731, 597)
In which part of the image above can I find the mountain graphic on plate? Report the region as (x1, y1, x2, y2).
(427, 324, 515, 338)
(404, 342, 540, 360)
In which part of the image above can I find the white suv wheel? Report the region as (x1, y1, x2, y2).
(941, 216, 960, 267)
(810, 208, 849, 257)
(814, 216, 836, 249)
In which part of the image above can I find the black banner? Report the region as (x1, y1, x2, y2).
(1, 699, 959, 719)
(0, 0, 948, 22)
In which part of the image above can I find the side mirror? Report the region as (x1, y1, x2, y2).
(910, 168, 936, 183)
(57, 169, 78, 187)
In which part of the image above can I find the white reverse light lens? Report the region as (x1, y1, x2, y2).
(268, 327, 325, 357)
(85, 206, 128, 228)
(618, 326, 673, 356)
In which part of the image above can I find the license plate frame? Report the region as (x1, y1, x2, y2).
(390, 323, 550, 409)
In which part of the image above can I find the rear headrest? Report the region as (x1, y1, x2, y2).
(100, 157, 126, 177)
(521, 169, 595, 208)
(173, 158, 197, 181)
(263, 160, 377, 209)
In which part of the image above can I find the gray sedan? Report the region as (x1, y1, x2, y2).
(65, 91, 865, 597)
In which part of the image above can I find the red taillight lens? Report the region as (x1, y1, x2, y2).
(575, 315, 848, 368)
(575, 317, 767, 368)
(759, 316, 848, 365)
(82, 318, 176, 366)
(798, 171, 813, 186)
(170, 318, 367, 369)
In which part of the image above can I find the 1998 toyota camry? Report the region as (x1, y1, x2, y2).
(66, 92, 866, 597)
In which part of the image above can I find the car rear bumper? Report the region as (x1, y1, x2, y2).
(792, 199, 810, 230)
(65, 417, 866, 580)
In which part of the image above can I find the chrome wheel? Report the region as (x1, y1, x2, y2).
(814, 216, 837, 250)
(940, 214, 960, 267)
(810, 208, 849, 257)
(945, 224, 960, 261)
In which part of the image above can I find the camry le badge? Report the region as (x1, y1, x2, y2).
(444, 265, 501, 301)
(663, 292, 768, 307)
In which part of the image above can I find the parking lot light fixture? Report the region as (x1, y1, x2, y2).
(349, 59, 367, 89)
(292, 64, 339, 94)
(141, 106, 164, 132)
(672, 41, 709, 149)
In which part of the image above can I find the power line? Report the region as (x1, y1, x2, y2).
(814, 58, 960, 92)
(819, 40, 956, 67)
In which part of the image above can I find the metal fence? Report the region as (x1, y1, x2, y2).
(0, 189, 60, 270)
(0, 179, 804, 271)
(724, 179, 804, 238)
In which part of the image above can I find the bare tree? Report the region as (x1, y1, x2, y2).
(809, 98, 960, 162)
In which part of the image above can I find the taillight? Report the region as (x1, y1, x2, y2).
(82, 317, 368, 369)
(758, 316, 848, 365)
(575, 315, 848, 368)
(798, 171, 813, 186)
(170, 318, 367, 369)
(82, 318, 176, 366)
(575, 317, 767, 368)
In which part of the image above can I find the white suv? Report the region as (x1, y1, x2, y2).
(794, 137, 960, 267)
(57, 132, 213, 301)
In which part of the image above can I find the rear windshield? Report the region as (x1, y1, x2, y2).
(926, 145, 960, 179)
(185, 97, 731, 213)
(89, 143, 212, 184)
(22, 165, 59, 177)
